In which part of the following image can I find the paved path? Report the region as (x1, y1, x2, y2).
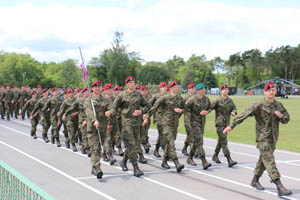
(0, 118, 299, 200)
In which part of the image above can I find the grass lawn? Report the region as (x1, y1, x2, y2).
(151, 95, 300, 153)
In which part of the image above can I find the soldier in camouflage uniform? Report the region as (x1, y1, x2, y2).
(19, 84, 29, 120)
(65, 87, 90, 155)
(24, 90, 39, 139)
(36, 85, 43, 100)
(12, 86, 20, 119)
(223, 82, 292, 197)
(182, 83, 196, 156)
(59, 88, 78, 151)
(140, 85, 152, 153)
(185, 83, 211, 169)
(149, 82, 168, 158)
(31, 88, 50, 143)
(148, 80, 185, 173)
(4, 85, 14, 120)
(85, 81, 114, 179)
(210, 84, 237, 167)
(42, 87, 62, 147)
(25, 86, 32, 119)
(109, 76, 150, 177)
(0, 85, 5, 119)
(74, 88, 82, 145)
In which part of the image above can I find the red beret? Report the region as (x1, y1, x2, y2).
(187, 83, 195, 89)
(167, 80, 178, 90)
(37, 84, 41, 88)
(14, 85, 18, 88)
(160, 82, 167, 88)
(220, 84, 229, 91)
(21, 84, 25, 87)
(91, 80, 102, 87)
(104, 83, 112, 90)
(42, 88, 48, 94)
(6, 85, 10, 88)
(31, 90, 37, 95)
(135, 84, 140, 89)
(264, 82, 275, 91)
(52, 87, 57, 92)
(119, 86, 124, 91)
(82, 86, 88, 93)
(113, 85, 119, 91)
(63, 90, 68, 95)
(68, 88, 74, 94)
(75, 88, 81, 93)
(140, 85, 145, 90)
(125, 76, 135, 84)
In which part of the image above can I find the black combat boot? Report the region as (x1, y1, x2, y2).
(143, 144, 150, 154)
(120, 154, 128, 171)
(187, 154, 197, 166)
(51, 137, 55, 144)
(181, 143, 189, 156)
(81, 147, 86, 154)
(65, 139, 70, 149)
(72, 143, 77, 152)
(91, 165, 103, 179)
(78, 136, 82, 146)
(274, 179, 292, 196)
(117, 145, 124, 156)
(250, 175, 264, 190)
(161, 156, 170, 169)
(200, 156, 212, 170)
(56, 137, 61, 147)
(1, 115, 4, 119)
(32, 134, 37, 139)
(102, 152, 109, 161)
(138, 152, 147, 164)
(22, 116, 25, 120)
(30, 130, 34, 137)
(153, 145, 161, 157)
(108, 153, 117, 165)
(7, 114, 10, 121)
(43, 135, 49, 143)
(173, 158, 184, 173)
(87, 148, 91, 157)
(225, 155, 237, 167)
(212, 152, 221, 163)
(146, 141, 151, 148)
(133, 163, 144, 177)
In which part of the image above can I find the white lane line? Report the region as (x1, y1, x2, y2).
(0, 122, 209, 200)
(0, 140, 117, 200)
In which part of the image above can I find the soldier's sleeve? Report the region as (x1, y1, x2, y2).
(148, 95, 165, 118)
(230, 103, 258, 130)
(21, 100, 30, 116)
(85, 99, 97, 125)
(58, 101, 67, 119)
(41, 99, 50, 113)
(230, 99, 238, 115)
(277, 102, 290, 124)
(31, 100, 41, 116)
(206, 97, 212, 113)
(140, 94, 151, 114)
(149, 95, 157, 106)
(110, 95, 122, 117)
(184, 97, 193, 129)
(210, 98, 218, 110)
(65, 100, 78, 116)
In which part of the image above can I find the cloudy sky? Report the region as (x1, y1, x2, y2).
(1, 0, 300, 63)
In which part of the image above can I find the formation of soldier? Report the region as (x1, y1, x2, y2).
(0, 79, 292, 197)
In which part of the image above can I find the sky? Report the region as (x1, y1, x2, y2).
(0, 0, 300, 63)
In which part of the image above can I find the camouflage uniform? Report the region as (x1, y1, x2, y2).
(4, 88, 14, 120)
(85, 94, 113, 167)
(19, 89, 29, 119)
(211, 96, 237, 158)
(42, 96, 63, 146)
(32, 96, 51, 142)
(12, 89, 20, 118)
(0, 89, 5, 118)
(111, 90, 150, 174)
(22, 98, 39, 138)
(185, 95, 212, 168)
(230, 99, 290, 182)
(141, 94, 152, 152)
(182, 94, 194, 155)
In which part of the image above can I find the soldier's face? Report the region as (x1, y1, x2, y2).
(188, 88, 195, 95)
(264, 88, 277, 99)
(93, 85, 101, 94)
(127, 81, 135, 90)
(170, 85, 178, 93)
(221, 88, 229, 96)
(43, 92, 48, 97)
(52, 90, 58, 96)
(197, 88, 205, 96)
(83, 91, 89, 98)
(69, 92, 74, 98)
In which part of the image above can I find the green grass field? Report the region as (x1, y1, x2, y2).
(151, 95, 300, 153)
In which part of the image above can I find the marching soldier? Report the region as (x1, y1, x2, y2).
(223, 82, 292, 196)
(140, 85, 152, 153)
(148, 80, 185, 173)
(19, 84, 29, 120)
(210, 84, 237, 167)
(108, 76, 150, 177)
(182, 83, 196, 156)
(12, 86, 20, 119)
(4, 85, 14, 120)
(185, 83, 211, 169)
(24, 90, 39, 139)
(0, 85, 5, 119)
(36, 85, 42, 100)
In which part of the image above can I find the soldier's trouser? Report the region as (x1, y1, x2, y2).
(67, 119, 78, 144)
(62, 121, 68, 139)
(255, 142, 280, 182)
(122, 124, 140, 165)
(214, 126, 230, 156)
(19, 102, 25, 118)
(77, 126, 82, 141)
(111, 123, 121, 148)
(155, 124, 164, 149)
(141, 120, 151, 145)
(101, 126, 111, 154)
(183, 123, 192, 145)
(87, 130, 102, 167)
(162, 124, 178, 160)
(31, 117, 39, 135)
(190, 125, 205, 157)
(50, 116, 59, 139)
(5, 102, 12, 118)
(14, 102, 20, 116)
(80, 123, 88, 150)
(41, 116, 51, 136)
(0, 103, 5, 116)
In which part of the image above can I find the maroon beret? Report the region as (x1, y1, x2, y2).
(125, 76, 135, 84)
(167, 80, 178, 90)
(220, 84, 229, 91)
(187, 83, 195, 89)
(75, 88, 81, 93)
(68, 88, 74, 94)
(104, 83, 112, 90)
(36, 84, 41, 88)
(135, 84, 140, 89)
(160, 82, 167, 88)
(82, 86, 88, 93)
(264, 82, 275, 91)
(119, 86, 124, 91)
(42, 88, 48, 94)
(113, 85, 119, 91)
(52, 87, 57, 92)
(31, 90, 37, 95)
(91, 80, 102, 87)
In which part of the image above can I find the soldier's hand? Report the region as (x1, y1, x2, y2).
(223, 126, 232, 134)
(142, 118, 148, 126)
(142, 114, 148, 120)
(47, 108, 50, 112)
(107, 125, 112, 132)
(57, 121, 61, 126)
(57, 112, 60, 117)
(30, 116, 33, 120)
(274, 111, 283, 119)
(82, 121, 87, 126)
(174, 108, 183, 113)
(105, 111, 111, 118)
(93, 120, 99, 129)
(200, 110, 208, 116)
(62, 115, 67, 121)
(133, 110, 142, 116)
(71, 113, 77, 117)
(40, 116, 44, 121)
(33, 113, 37, 117)
(231, 112, 236, 116)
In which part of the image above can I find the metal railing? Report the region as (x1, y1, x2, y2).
(0, 160, 55, 200)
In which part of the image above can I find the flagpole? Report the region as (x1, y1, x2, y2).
(79, 47, 103, 148)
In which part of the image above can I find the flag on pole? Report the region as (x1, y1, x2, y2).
(79, 47, 88, 83)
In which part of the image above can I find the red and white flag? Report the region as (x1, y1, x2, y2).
(79, 47, 88, 83)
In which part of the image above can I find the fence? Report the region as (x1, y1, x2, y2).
(0, 160, 55, 200)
